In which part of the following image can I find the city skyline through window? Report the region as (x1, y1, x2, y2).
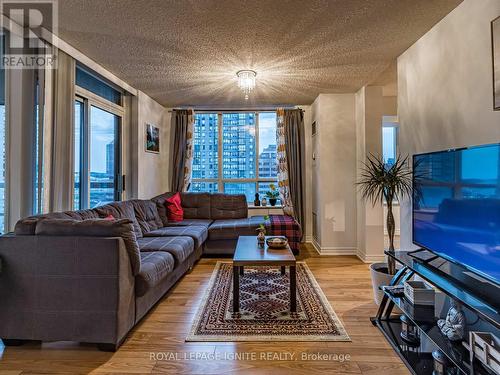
(190, 112, 278, 202)
(382, 116, 398, 167)
(89, 106, 119, 208)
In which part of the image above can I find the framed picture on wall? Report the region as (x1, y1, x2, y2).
(493, 16, 500, 110)
(145, 124, 160, 153)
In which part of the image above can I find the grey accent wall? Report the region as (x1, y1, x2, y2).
(398, 0, 500, 250)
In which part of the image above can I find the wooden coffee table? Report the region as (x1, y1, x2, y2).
(232, 235, 297, 314)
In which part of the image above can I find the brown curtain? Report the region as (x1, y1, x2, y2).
(283, 109, 305, 235)
(170, 109, 194, 192)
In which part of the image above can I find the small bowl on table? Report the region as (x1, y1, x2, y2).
(266, 237, 288, 249)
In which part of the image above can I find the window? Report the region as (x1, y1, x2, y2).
(33, 72, 44, 214)
(74, 100, 83, 209)
(192, 113, 218, 179)
(382, 116, 399, 167)
(190, 112, 278, 202)
(73, 67, 123, 210)
(0, 41, 5, 232)
(89, 106, 120, 208)
(222, 113, 256, 179)
(76, 66, 122, 105)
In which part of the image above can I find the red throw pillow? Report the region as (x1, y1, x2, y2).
(104, 214, 115, 221)
(166, 193, 184, 222)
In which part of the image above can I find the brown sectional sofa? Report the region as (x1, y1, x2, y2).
(0, 192, 288, 351)
(151, 192, 270, 255)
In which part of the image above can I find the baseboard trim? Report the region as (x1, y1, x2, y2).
(319, 247, 358, 256)
(311, 240, 321, 255)
(356, 250, 386, 263)
(308, 241, 357, 256)
(307, 241, 386, 261)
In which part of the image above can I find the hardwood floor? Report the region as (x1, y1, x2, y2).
(0, 244, 408, 374)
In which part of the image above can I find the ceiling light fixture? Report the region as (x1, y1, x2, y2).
(236, 70, 256, 100)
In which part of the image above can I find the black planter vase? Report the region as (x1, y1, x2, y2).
(254, 193, 260, 206)
(269, 198, 277, 206)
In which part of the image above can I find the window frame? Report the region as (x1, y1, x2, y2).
(73, 84, 124, 210)
(382, 116, 400, 205)
(191, 111, 278, 200)
(382, 116, 399, 167)
(0, 34, 7, 233)
(33, 68, 45, 215)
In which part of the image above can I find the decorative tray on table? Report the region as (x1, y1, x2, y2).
(266, 237, 288, 249)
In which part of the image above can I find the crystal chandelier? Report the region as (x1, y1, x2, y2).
(236, 70, 256, 100)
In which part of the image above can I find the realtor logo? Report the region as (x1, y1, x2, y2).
(0, 0, 58, 69)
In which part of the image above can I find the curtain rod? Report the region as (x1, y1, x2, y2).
(168, 108, 305, 113)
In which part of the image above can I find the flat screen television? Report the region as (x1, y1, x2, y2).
(413, 143, 500, 285)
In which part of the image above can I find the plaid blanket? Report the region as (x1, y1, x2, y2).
(268, 215, 302, 254)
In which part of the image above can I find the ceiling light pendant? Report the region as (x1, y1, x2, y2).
(236, 70, 256, 100)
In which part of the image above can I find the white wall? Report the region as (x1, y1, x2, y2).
(306, 87, 397, 259)
(398, 0, 500, 249)
(133, 91, 170, 199)
(310, 94, 358, 254)
(355, 86, 385, 262)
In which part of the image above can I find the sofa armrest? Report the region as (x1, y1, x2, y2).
(0, 234, 135, 347)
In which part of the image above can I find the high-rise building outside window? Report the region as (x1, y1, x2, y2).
(73, 65, 123, 209)
(190, 112, 278, 203)
(382, 115, 399, 168)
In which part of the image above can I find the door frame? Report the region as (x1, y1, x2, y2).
(74, 86, 124, 209)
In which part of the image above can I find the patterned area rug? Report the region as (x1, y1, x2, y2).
(186, 262, 350, 341)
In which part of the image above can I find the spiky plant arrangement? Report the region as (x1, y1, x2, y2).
(256, 215, 270, 235)
(357, 154, 415, 275)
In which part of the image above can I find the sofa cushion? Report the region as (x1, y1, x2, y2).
(150, 192, 176, 226)
(15, 216, 45, 235)
(208, 216, 269, 241)
(144, 226, 208, 249)
(95, 201, 143, 238)
(14, 211, 89, 235)
(63, 209, 101, 221)
(166, 218, 213, 227)
(210, 194, 248, 220)
(137, 236, 194, 266)
(135, 251, 175, 297)
(180, 192, 211, 219)
(35, 218, 141, 276)
(131, 199, 163, 234)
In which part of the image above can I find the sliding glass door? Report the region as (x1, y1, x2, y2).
(74, 100, 121, 209)
(0, 56, 5, 232)
(89, 106, 120, 208)
(73, 65, 124, 210)
(74, 100, 83, 209)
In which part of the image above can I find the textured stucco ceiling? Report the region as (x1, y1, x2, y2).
(57, 0, 462, 108)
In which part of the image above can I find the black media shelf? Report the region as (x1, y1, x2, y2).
(371, 250, 500, 375)
(373, 318, 434, 375)
(388, 250, 499, 328)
